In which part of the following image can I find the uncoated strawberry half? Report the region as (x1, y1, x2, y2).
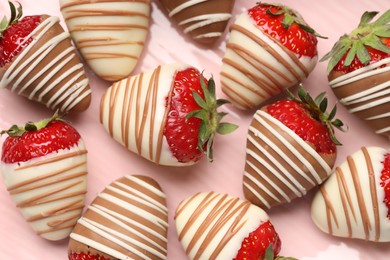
(60, 0, 151, 82)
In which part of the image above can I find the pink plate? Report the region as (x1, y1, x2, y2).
(0, 0, 389, 259)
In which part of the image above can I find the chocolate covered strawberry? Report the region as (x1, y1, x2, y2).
(0, 1, 91, 113)
(68, 175, 168, 260)
(175, 191, 296, 259)
(0, 113, 88, 241)
(221, 2, 325, 110)
(321, 10, 390, 138)
(60, 0, 151, 81)
(159, 0, 235, 45)
(100, 63, 237, 166)
(311, 146, 390, 242)
(243, 86, 345, 209)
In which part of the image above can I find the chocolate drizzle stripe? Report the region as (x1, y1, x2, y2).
(38, 220, 78, 235)
(60, 0, 150, 10)
(319, 185, 337, 235)
(219, 75, 255, 109)
(108, 81, 119, 136)
(64, 10, 149, 20)
(177, 192, 253, 259)
(155, 66, 168, 165)
(27, 200, 84, 222)
(253, 111, 325, 184)
(347, 155, 372, 240)
(335, 168, 353, 237)
(362, 147, 380, 241)
(149, 68, 159, 161)
(230, 24, 305, 81)
(222, 51, 277, 97)
(169, 0, 207, 16)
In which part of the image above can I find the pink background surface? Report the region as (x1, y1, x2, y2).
(0, 0, 389, 259)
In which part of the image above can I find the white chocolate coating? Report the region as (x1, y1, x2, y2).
(1, 140, 88, 241)
(60, 0, 151, 82)
(69, 175, 168, 259)
(0, 16, 91, 113)
(221, 12, 317, 110)
(175, 191, 269, 259)
(311, 146, 390, 242)
(243, 110, 332, 209)
(100, 63, 195, 166)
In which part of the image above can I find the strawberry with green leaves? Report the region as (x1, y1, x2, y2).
(321, 10, 390, 138)
(0, 113, 88, 241)
(100, 63, 237, 166)
(175, 191, 297, 259)
(221, 2, 325, 110)
(244, 86, 346, 210)
(0, 1, 91, 113)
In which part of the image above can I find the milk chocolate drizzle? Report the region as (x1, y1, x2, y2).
(221, 14, 315, 110)
(3, 145, 88, 239)
(69, 175, 168, 259)
(60, 0, 151, 81)
(318, 147, 382, 241)
(175, 192, 253, 259)
(243, 110, 332, 209)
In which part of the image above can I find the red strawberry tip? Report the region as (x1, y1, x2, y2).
(257, 2, 327, 39)
(0, 111, 62, 137)
(321, 9, 390, 73)
(0, 1, 23, 37)
(185, 74, 238, 162)
(286, 85, 347, 146)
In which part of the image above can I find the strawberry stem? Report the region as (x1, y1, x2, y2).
(186, 74, 238, 162)
(0, 1, 23, 38)
(0, 111, 61, 137)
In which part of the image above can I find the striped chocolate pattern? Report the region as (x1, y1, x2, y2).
(69, 175, 168, 259)
(0, 142, 88, 241)
(159, 0, 234, 44)
(100, 63, 195, 166)
(0, 16, 91, 113)
(329, 57, 390, 138)
(175, 191, 269, 259)
(221, 12, 317, 110)
(60, 0, 151, 81)
(243, 110, 332, 209)
(311, 146, 390, 242)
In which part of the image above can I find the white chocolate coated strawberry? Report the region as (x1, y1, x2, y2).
(311, 146, 390, 242)
(99, 63, 195, 166)
(175, 191, 269, 259)
(221, 11, 317, 110)
(0, 140, 88, 241)
(60, 0, 151, 81)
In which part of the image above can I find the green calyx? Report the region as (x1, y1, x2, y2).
(186, 74, 238, 162)
(0, 1, 23, 38)
(0, 112, 60, 137)
(321, 10, 390, 73)
(264, 244, 299, 260)
(287, 85, 347, 146)
(259, 2, 327, 39)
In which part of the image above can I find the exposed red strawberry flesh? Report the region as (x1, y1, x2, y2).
(1, 120, 81, 164)
(0, 15, 41, 68)
(266, 100, 336, 154)
(380, 153, 390, 219)
(234, 220, 281, 260)
(68, 251, 110, 260)
(333, 38, 390, 73)
(248, 4, 318, 58)
(164, 67, 205, 163)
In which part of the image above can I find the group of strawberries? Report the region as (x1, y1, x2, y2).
(1, 0, 390, 259)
